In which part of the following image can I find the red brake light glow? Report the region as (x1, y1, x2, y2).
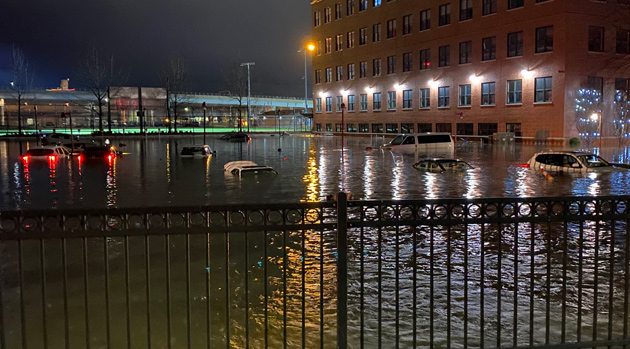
(518, 163, 530, 168)
(48, 155, 57, 161)
(22, 155, 29, 163)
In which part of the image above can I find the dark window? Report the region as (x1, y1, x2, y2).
(617, 29, 630, 54)
(587, 76, 604, 97)
(508, 0, 524, 9)
(359, 61, 367, 78)
(386, 123, 399, 133)
(439, 4, 451, 26)
(387, 55, 396, 74)
(460, 0, 473, 21)
(417, 134, 452, 143)
(438, 86, 450, 107)
(316, 123, 322, 132)
(335, 3, 342, 19)
(347, 123, 357, 132)
(387, 19, 396, 38)
(359, 123, 369, 132)
(347, 0, 355, 15)
(478, 123, 498, 136)
(348, 95, 355, 111)
(588, 26, 605, 52)
(401, 123, 414, 133)
(373, 58, 381, 76)
(403, 53, 412, 72)
(482, 36, 496, 61)
(372, 123, 384, 133)
(535, 76, 552, 103)
(359, 28, 367, 45)
(483, 0, 497, 15)
(436, 123, 452, 133)
(418, 123, 433, 132)
(536, 26, 553, 53)
(419, 88, 430, 108)
(456, 123, 473, 135)
(403, 15, 412, 35)
(420, 9, 431, 30)
(459, 84, 471, 106)
(506, 79, 522, 104)
(326, 123, 332, 132)
(507, 31, 523, 57)
(373, 92, 382, 110)
(439, 45, 450, 67)
(616, 78, 629, 94)
(420, 49, 431, 69)
(359, 0, 367, 11)
(481, 82, 496, 105)
(373, 24, 381, 42)
(506, 123, 522, 137)
(403, 90, 413, 109)
(459, 41, 472, 64)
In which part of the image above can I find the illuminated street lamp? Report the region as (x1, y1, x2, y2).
(591, 112, 603, 149)
(301, 43, 316, 117)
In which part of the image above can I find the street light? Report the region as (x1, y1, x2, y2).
(301, 43, 315, 117)
(240, 62, 255, 132)
(591, 112, 603, 149)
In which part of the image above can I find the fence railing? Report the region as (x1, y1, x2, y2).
(1, 194, 630, 348)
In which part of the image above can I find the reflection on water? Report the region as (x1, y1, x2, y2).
(2, 136, 630, 210)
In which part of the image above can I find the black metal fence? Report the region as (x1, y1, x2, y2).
(1, 194, 630, 348)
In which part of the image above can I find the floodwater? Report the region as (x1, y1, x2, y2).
(1, 135, 630, 348)
(2, 134, 630, 210)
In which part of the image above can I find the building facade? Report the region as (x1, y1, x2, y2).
(310, 0, 630, 140)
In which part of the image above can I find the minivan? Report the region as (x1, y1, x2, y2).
(381, 133, 455, 152)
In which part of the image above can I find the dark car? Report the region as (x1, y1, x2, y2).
(81, 146, 116, 160)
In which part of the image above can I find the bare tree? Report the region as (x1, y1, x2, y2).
(77, 44, 126, 133)
(574, 88, 602, 147)
(161, 55, 192, 133)
(10, 46, 33, 136)
(221, 61, 249, 132)
(613, 90, 630, 146)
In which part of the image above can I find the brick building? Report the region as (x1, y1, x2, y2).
(310, 0, 630, 140)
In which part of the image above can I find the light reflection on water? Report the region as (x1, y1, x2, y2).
(2, 136, 630, 210)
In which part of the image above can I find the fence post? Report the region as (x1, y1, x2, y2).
(337, 192, 348, 349)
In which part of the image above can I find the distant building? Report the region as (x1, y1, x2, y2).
(310, 0, 630, 140)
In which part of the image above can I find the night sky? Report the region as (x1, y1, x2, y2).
(0, 0, 313, 97)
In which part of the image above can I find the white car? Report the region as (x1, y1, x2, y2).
(381, 133, 455, 152)
(23, 145, 72, 162)
(526, 151, 627, 173)
(224, 161, 277, 177)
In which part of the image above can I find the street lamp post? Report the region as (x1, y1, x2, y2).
(202, 102, 207, 145)
(240, 62, 255, 133)
(303, 44, 315, 117)
(591, 112, 603, 149)
(341, 102, 346, 149)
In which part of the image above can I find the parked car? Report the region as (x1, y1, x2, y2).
(224, 161, 277, 177)
(381, 133, 455, 152)
(41, 133, 80, 146)
(22, 145, 72, 162)
(413, 158, 473, 172)
(220, 132, 250, 142)
(180, 145, 213, 158)
(81, 146, 117, 161)
(525, 151, 628, 173)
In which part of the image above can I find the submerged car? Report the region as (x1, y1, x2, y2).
(22, 145, 72, 162)
(81, 146, 117, 160)
(220, 132, 250, 142)
(381, 133, 455, 151)
(413, 158, 473, 172)
(180, 145, 213, 158)
(224, 161, 277, 177)
(525, 151, 628, 173)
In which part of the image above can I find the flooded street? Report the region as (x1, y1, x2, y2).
(2, 134, 630, 210)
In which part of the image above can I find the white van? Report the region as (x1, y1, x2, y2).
(381, 133, 455, 151)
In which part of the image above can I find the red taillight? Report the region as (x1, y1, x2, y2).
(107, 154, 113, 163)
(518, 163, 530, 168)
(48, 155, 57, 161)
(77, 155, 83, 162)
(22, 155, 29, 163)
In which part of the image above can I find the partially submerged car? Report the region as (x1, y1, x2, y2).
(180, 145, 213, 158)
(412, 158, 473, 172)
(223, 161, 277, 177)
(22, 145, 72, 162)
(525, 151, 628, 173)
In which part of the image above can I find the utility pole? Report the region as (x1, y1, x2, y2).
(138, 87, 144, 134)
(166, 78, 171, 134)
(107, 87, 112, 132)
(202, 102, 207, 145)
(240, 62, 255, 133)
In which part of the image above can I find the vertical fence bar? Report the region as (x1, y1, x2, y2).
(186, 234, 192, 349)
(320, 226, 324, 349)
(430, 225, 434, 348)
(40, 239, 48, 349)
(62, 238, 69, 349)
(529, 223, 535, 347)
(378, 223, 383, 349)
(165, 235, 171, 348)
(412, 225, 417, 349)
(464, 224, 468, 349)
(546, 223, 551, 345)
(264, 230, 268, 349)
(497, 224, 502, 349)
(594, 219, 600, 343)
(104, 237, 111, 349)
(225, 231, 230, 349)
(301, 229, 306, 349)
(83, 237, 91, 349)
(447, 224, 452, 349)
(360, 221, 365, 349)
(395, 223, 400, 349)
(206, 232, 211, 349)
(576, 221, 584, 342)
(145, 235, 152, 349)
(337, 192, 348, 349)
(562, 222, 568, 344)
(514, 223, 519, 348)
(480, 223, 485, 349)
(609, 221, 615, 344)
(18, 240, 26, 349)
(125, 236, 131, 349)
(0, 241, 4, 349)
(283, 227, 288, 349)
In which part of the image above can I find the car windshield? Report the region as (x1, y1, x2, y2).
(388, 135, 406, 145)
(438, 160, 471, 170)
(577, 155, 610, 168)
